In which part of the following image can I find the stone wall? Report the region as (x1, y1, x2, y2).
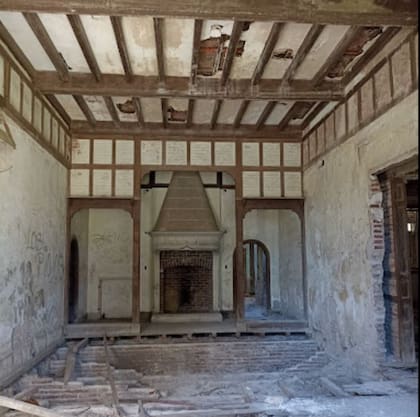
(0, 116, 67, 387)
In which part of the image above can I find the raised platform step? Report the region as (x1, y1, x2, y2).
(151, 312, 223, 323)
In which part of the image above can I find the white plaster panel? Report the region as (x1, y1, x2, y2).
(22, 82, 32, 123)
(93, 139, 112, 164)
(115, 140, 134, 164)
(0, 55, 4, 97)
(218, 100, 242, 124)
(58, 127, 65, 156)
(242, 171, 260, 197)
(70, 169, 89, 196)
(123, 16, 157, 76)
(56, 95, 86, 120)
(115, 170, 134, 197)
(165, 141, 187, 165)
(283, 142, 301, 167)
(262, 142, 281, 166)
(51, 118, 59, 149)
(242, 142, 260, 166)
(284, 171, 302, 197)
(141, 141, 162, 165)
(9, 69, 21, 112)
(80, 15, 124, 74)
(241, 101, 266, 124)
(214, 142, 235, 166)
(163, 18, 194, 77)
(38, 13, 90, 72)
(43, 109, 51, 142)
(263, 171, 281, 197)
(140, 98, 163, 123)
(190, 141, 212, 166)
(0, 12, 55, 70)
(262, 23, 312, 79)
(192, 99, 214, 124)
(33, 97, 42, 133)
(72, 139, 90, 164)
(84, 96, 112, 121)
(92, 169, 112, 196)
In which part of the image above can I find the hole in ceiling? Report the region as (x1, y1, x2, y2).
(272, 49, 294, 60)
(291, 102, 314, 120)
(117, 99, 136, 114)
(242, 21, 253, 32)
(167, 106, 187, 122)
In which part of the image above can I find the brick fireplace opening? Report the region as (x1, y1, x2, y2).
(160, 251, 213, 313)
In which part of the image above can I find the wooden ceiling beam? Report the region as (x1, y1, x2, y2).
(2, 1, 417, 25)
(0, 22, 35, 77)
(73, 94, 96, 127)
(310, 26, 363, 87)
(23, 12, 69, 81)
(133, 97, 144, 127)
(110, 15, 133, 82)
(281, 24, 324, 87)
(251, 22, 283, 86)
(70, 120, 303, 139)
(153, 17, 165, 84)
(255, 100, 277, 130)
(103, 96, 120, 126)
(301, 101, 328, 130)
(278, 102, 300, 130)
(220, 21, 244, 87)
(190, 19, 203, 85)
(210, 99, 222, 129)
(186, 99, 194, 128)
(161, 98, 168, 128)
(67, 14, 102, 81)
(233, 100, 250, 128)
(33, 72, 344, 100)
(45, 94, 71, 126)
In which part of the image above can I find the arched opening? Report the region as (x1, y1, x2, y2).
(68, 238, 79, 323)
(243, 239, 270, 319)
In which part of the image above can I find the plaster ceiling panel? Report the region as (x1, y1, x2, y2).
(192, 99, 214, 124)
(241, 100, 267, 125)
(218, 99, 242, 124)
(167, 98, 189, 123)
(38, 13, 90, 73)
(55, 94, 87, 120)
(83, 95, 112, 121)
(294, 24, 350, 80)
(140, 97, 163, 123)
(163, 18, 194, 77)
(230, 21, 273, 79)
(265, 102, 294, 125)
(0, 12, 55, 70)
(123, 16, 158, 76)
(262, 23, 312, 79)
(113, 97, 138, 122)
(80, 15, 124, 74)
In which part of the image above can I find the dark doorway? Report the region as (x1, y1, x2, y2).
(243, 240, 270, 319)
(68, 238, 79, 323)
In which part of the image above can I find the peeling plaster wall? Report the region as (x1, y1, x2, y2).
(0, 116, 67, 386)
(243, 209, 304, 319)
(304, 91, 418, 375)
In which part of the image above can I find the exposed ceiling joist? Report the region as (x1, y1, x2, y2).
(190, 19, 203, 85)
(73, 94, 96, 126)
(161, 97, 168, 128)
(186, 99, 194, 128)
(45, 94, 71, 126)
(133, 97, 144, 127)
(233, 100, 250, 128)
(153, 17, 165, 84)
(111, 15, 133, 82)
(33, 73, 344, 101)
(210, 99, 222, 129)
(220, 21, 244, 87)
(103, 95, 120, 126)
(1, 1, 417, 25)
(255, 100, 277, 130)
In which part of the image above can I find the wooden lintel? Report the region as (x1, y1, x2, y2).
(243, 198, 304, 218)
(33, 72, 344, 101)
(70, 120, 303, 139)
(1, 1, 417, 25)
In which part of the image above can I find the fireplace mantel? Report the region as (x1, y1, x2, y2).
(151, 231, 224, 251)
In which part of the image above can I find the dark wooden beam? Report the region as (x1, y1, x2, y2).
(153, 17, 165, 84)
(133, 97, 144, 127)
(251, 22, 282, 86)
(67, 14, 101, 81)
(71, 120, 303, 139)
(255, 100, 276, 130)
(110, 15, 133, 82)
(33, 72, 344, 101)
(2, 1, 417, 25)
(23, 12, 69, 81)
(278, 102, 300, 130)
(233, 100, 250, 128)
(73, 94, 96, 127)
(210, 99, 222, 129)
(281, 24, 324, 87)
(161, 98, 168, 128)
(190, 19, 203, 85)
(341, 26, 401, 85)
(104, 96, 120, 126)
(186, 99, 194, 128)
(220, 21, 244, 87)
(311, 26, 363, 87)
(301, 101, 328, 130)
(45, 94, 71, 125)
(0, 21, 35, 77)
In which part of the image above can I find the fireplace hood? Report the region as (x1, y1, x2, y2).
(151, 172, 223, 251)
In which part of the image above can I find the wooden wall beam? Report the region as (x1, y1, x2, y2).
(2, 1, 417, 25)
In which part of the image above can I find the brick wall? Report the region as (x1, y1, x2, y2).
(160, 251, 213, 313)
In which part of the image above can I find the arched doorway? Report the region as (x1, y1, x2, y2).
(68, 238, 79, 323)
(243, 239, 270, 318)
